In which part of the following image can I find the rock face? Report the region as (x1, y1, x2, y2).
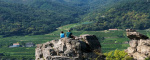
(126, 29, 150, 60)
(35, 34, 103, 60)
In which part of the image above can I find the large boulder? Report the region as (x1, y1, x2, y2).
(35, 34, 104, 60)
(80, 34, 101, 50)
(126, 29, 150, 60)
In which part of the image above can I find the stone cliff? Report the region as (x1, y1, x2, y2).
(126, 29, 150, 60)
(35, 34, 104, 60)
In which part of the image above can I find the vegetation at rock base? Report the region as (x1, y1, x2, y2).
(145, 57, 150, 60)
(104, 49, 133, 60)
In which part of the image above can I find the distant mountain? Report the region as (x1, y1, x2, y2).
(72, 0, 150, 31)
(0, 0, 125, 11)
(0, 0, 127, 19)
(0, 0, 86, 16)
(1, 0, 148, 36)
(0, 1, 78, 36)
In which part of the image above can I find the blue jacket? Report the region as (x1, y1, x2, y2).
(60, 33, 65, 38)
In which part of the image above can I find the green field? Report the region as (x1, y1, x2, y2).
(0, 23, 150, 59)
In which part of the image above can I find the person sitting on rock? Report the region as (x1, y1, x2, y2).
(66, 30, 74, 39)
(60, 31, 65, 38)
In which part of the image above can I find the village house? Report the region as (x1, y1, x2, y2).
(9, 43, 20, 48)
(25, 42, 34, 47)
(109, 29, 118, 31)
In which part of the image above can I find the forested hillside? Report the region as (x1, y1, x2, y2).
(0, 1, 78, 36)
(0, 0, 129, 36)
(73, 0, 150, 31)
(1, 0, 150, 36)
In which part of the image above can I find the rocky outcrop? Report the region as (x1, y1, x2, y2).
(126, 29, 149, 40)
(126, 29, 150, 60)
(35, 34, 104, 60)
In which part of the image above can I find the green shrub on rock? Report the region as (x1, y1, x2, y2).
(145, 57, 150, 60)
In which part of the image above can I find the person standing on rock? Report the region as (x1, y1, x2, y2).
(66, 30, 74, 38)
(60, 31, 65, 38)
